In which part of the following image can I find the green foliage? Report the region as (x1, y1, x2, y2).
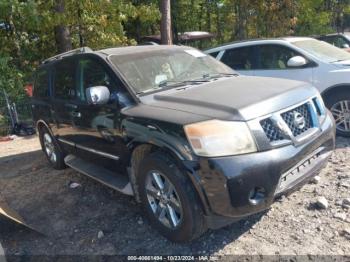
(0, 0, 349, 102)
(0, 55, 25, 100)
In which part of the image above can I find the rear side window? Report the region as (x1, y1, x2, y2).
(34, 69, 49, 98)
(53, 59, 76, 100)
(208, 51, 219, 58)
(221, 46, 255, 70)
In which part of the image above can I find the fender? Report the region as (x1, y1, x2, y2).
(123, 120, 212, 215)
(122, 118, 194, 161)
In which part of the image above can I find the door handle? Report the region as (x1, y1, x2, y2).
(71, 111, 81, 118)
(65, 103, 78, 109)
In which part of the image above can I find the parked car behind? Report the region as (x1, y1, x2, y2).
(316, 33, 350, 52)
(32, 45, 335, 242)
(206, 37, 350, 136)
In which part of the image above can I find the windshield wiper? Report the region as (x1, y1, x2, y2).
(202, 72, 239, 79)
(330, 59, 348, 63)
(135, 79, 210, 95)
(158, 79, 210, 88)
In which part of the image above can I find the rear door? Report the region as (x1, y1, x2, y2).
(252, 44, 314, 83)
(51, 57, 78, 153)
(32, 67, 52, 125)
(219, 45, 256, 76)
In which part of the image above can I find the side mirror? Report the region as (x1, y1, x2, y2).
(287, 56, 307, 67)
(86, 86, 110, 105)
(342, 43, 350, 49)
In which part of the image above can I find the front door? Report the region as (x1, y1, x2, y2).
(71, 55, 132, 173)
(252, 44, 314, 84)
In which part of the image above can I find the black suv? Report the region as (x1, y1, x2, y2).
(32, 45, 335, 242)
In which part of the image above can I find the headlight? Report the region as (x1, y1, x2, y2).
(184, 120, 257, 157)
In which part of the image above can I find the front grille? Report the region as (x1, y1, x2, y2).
(260, 118, 284, 142)
(259, 101, 318, 143)
(281, 103, 312, 137)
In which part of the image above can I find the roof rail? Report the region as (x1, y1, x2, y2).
(42, 46, 93, 64)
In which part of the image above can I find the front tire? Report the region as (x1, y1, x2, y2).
(325, 92, 350, 137)
(39, 127, 66, 169)
(137, 152, 206, 242)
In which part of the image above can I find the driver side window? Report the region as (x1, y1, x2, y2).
(78, 57, 134, 108)
(257, 45, 303, 70)
(78, 58, 116, 101)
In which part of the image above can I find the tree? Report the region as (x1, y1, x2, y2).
(54, 0, 72, 53)
(160, 0, 172, 44)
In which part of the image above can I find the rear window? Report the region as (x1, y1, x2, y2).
(34, 69, 49, 98)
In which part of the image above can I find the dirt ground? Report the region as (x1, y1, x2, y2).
(0, 135, 349, 259)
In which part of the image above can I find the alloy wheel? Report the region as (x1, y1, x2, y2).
(145, 170, 183, 229)
(43, 133, 57, 163)
(331, 100, 350, 132)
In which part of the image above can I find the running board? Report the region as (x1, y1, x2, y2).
(64, 155, 134, 196)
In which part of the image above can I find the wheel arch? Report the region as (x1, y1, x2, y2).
(36, 119, 53, 135)
(127, 141, 210, 215)
(321, 84, 350, 103)
(127, 141, 185, 202)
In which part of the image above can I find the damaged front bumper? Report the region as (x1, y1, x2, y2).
(186, 111, 335, 229)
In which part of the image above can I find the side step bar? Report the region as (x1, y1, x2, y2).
(64, 155, 134, 196)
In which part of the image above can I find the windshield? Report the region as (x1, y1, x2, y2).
(109, 48, 235, 94)
(292, 39, 350, 63)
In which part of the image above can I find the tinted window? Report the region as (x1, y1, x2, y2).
(208, 51, 219, 58)
(34, 69, 49, 98)
(322, 36, 349, 48)
(79, 57, 134, 107)
(257, 45, 301, 70)
(54, 59, 76, 100)
(221, 46, 255, 70)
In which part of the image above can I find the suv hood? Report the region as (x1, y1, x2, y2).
(142, 76, 318, 121)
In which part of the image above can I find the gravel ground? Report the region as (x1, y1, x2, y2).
(0, 135, 349, 258)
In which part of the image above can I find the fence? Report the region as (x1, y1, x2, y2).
(0, 91, 34, 136)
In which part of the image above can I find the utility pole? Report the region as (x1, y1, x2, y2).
(160, 0, 172, 45)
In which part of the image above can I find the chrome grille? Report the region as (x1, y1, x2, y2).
(281, 103, 312, 137)
(260, 118, 284, 142)
(259, 100, 320, 143)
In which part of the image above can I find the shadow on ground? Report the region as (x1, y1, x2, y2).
(0, 148, 265, 256)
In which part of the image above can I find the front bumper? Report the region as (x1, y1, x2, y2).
(186, 112, 335, 228)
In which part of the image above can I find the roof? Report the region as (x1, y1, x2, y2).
(98, 45, 191, 56)
(205, 36, 315, 52)
(281, 36, 314, 42)
(142, 31, 214, 44)
(317, 32, 350, 37)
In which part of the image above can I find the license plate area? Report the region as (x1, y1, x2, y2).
(275, 150, 322, 195)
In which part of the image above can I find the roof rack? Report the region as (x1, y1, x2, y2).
(42, 46, 93, 64)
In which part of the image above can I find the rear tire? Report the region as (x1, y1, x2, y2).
(324, 91, 350, 137)
(39, 127, 66, 169)
(137, 152, 206, 242)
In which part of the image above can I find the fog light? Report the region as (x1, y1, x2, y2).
(248, 187, 266, 205)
